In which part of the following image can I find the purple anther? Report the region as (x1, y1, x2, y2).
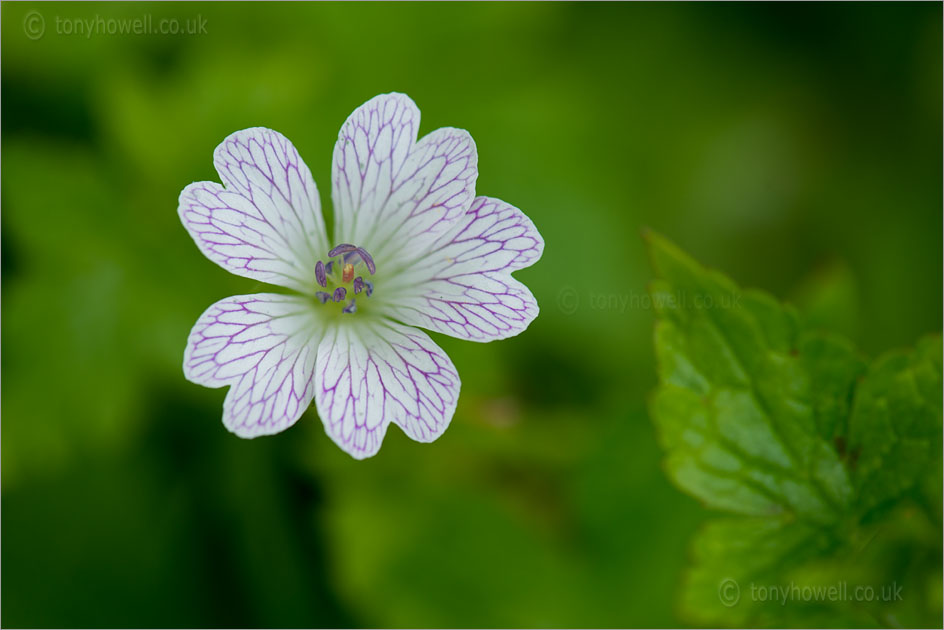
(315, 291, 331, 304)
(364, 280, 374, 297)
(328, 243, 358, 258)
(342, 299, 357, 314)
(355, 247, 376, 275)
(325, 261, 334, 275)
(333, 287, 347, 302)
(315, 260, 327, 287)
(353, 276, 365, 294)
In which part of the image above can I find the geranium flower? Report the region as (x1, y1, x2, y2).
(178, 93, 543, 458)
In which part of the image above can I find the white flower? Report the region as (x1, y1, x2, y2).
(178, 93, 543, 458)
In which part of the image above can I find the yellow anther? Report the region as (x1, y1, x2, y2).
(342, 263, 354, 283)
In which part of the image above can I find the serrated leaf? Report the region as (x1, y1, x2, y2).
(680, 517, 835, 626)
(798, 334, 867, 444)
(682, 508, 941, 629)
(647, 232, 855, 523)
(647, 233, 942, 629)
(848, 335, 943, 517)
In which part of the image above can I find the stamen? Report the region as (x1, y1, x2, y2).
(355, 247, 376, 275)
(328, 243, 358, 257)
(317, 244, 377, 311)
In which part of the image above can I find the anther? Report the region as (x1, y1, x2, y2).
(316, 245, 377, 309)
(328, 243, 358, 257)
(355, 248, 376, 275)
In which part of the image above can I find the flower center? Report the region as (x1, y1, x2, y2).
(314, 244, 376, 314)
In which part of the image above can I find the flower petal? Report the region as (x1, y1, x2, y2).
(314, 319, 460, 459)
(331, 93, 478, 263)
(184, 293, 322, 437)
(380, 196, 544, 342)
(179, 128, 327, 292)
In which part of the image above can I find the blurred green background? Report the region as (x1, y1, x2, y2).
(2, 2, 940, 627)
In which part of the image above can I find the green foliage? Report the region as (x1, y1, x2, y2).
(647, 232, 943, 628)
(2, 2, 940, 627)
(849, 336, 944, 519)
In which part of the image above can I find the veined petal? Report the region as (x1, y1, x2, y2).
(331, 93, 478, 264)
(179, 128, 328, 293)
(314, 319, 460, 459)
(379, 196, 544, 342)
(184, 293, 322, 437)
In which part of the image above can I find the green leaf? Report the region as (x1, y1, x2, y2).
(797, 333, 866, 444)
(848, 335, 943, 517)
(680, 517, 837, 626)
(646, 232, 943, 628)
(681, 508, 942, 629)
(647, 232, 855, 524)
